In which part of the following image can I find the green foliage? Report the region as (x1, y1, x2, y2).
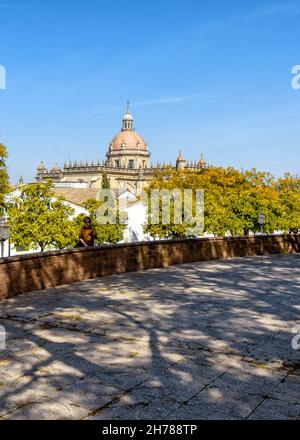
(0, 143, 11, 215)
(8, 181, 76, 251)
(276, 174, 300, 233)
(6, 164, 300, 251)
(83, 198, 101, 222)
(144, 166, 300, 239)
(95, 222, 126, 245)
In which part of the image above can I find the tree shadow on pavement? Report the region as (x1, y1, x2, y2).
(0, 254, 299, 420)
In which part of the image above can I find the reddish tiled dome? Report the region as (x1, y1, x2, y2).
(111, 130, 147, 151)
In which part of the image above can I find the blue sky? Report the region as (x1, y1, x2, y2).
(0, 0, 300, 183)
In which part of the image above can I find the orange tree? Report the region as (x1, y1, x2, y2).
(276, 173, 300, 233)
(144, 166, 284, 239)
(7, 181, 76, 251)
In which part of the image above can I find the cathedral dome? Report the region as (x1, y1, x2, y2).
(109, 104, 148, 151)
(111, 130, 148, 151)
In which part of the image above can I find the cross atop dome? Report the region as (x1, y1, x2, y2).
(122, 101, 134, 131)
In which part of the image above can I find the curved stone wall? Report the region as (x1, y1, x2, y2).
(0, 234, 299, 299)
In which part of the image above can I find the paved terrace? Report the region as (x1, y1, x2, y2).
(0, 254, 299, 420)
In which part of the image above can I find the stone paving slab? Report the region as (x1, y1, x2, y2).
(0, 254, 299, 420)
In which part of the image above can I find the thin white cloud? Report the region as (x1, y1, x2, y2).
(247, 2, 300, 19)
(89, 91, 225, 117)
(134, 91, 223, 107)
(195, 2, 300, 36)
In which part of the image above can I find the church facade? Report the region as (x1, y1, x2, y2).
(36, 107, 207, 196)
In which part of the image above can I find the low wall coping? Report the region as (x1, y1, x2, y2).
(0, 234, 295, 265)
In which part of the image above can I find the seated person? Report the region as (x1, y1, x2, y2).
(76, 216, 97, 247)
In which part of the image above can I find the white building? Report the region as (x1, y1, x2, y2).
(2, 185, 150, 258)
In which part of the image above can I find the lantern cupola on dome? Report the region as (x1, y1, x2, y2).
(122, 102, 134, 131)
